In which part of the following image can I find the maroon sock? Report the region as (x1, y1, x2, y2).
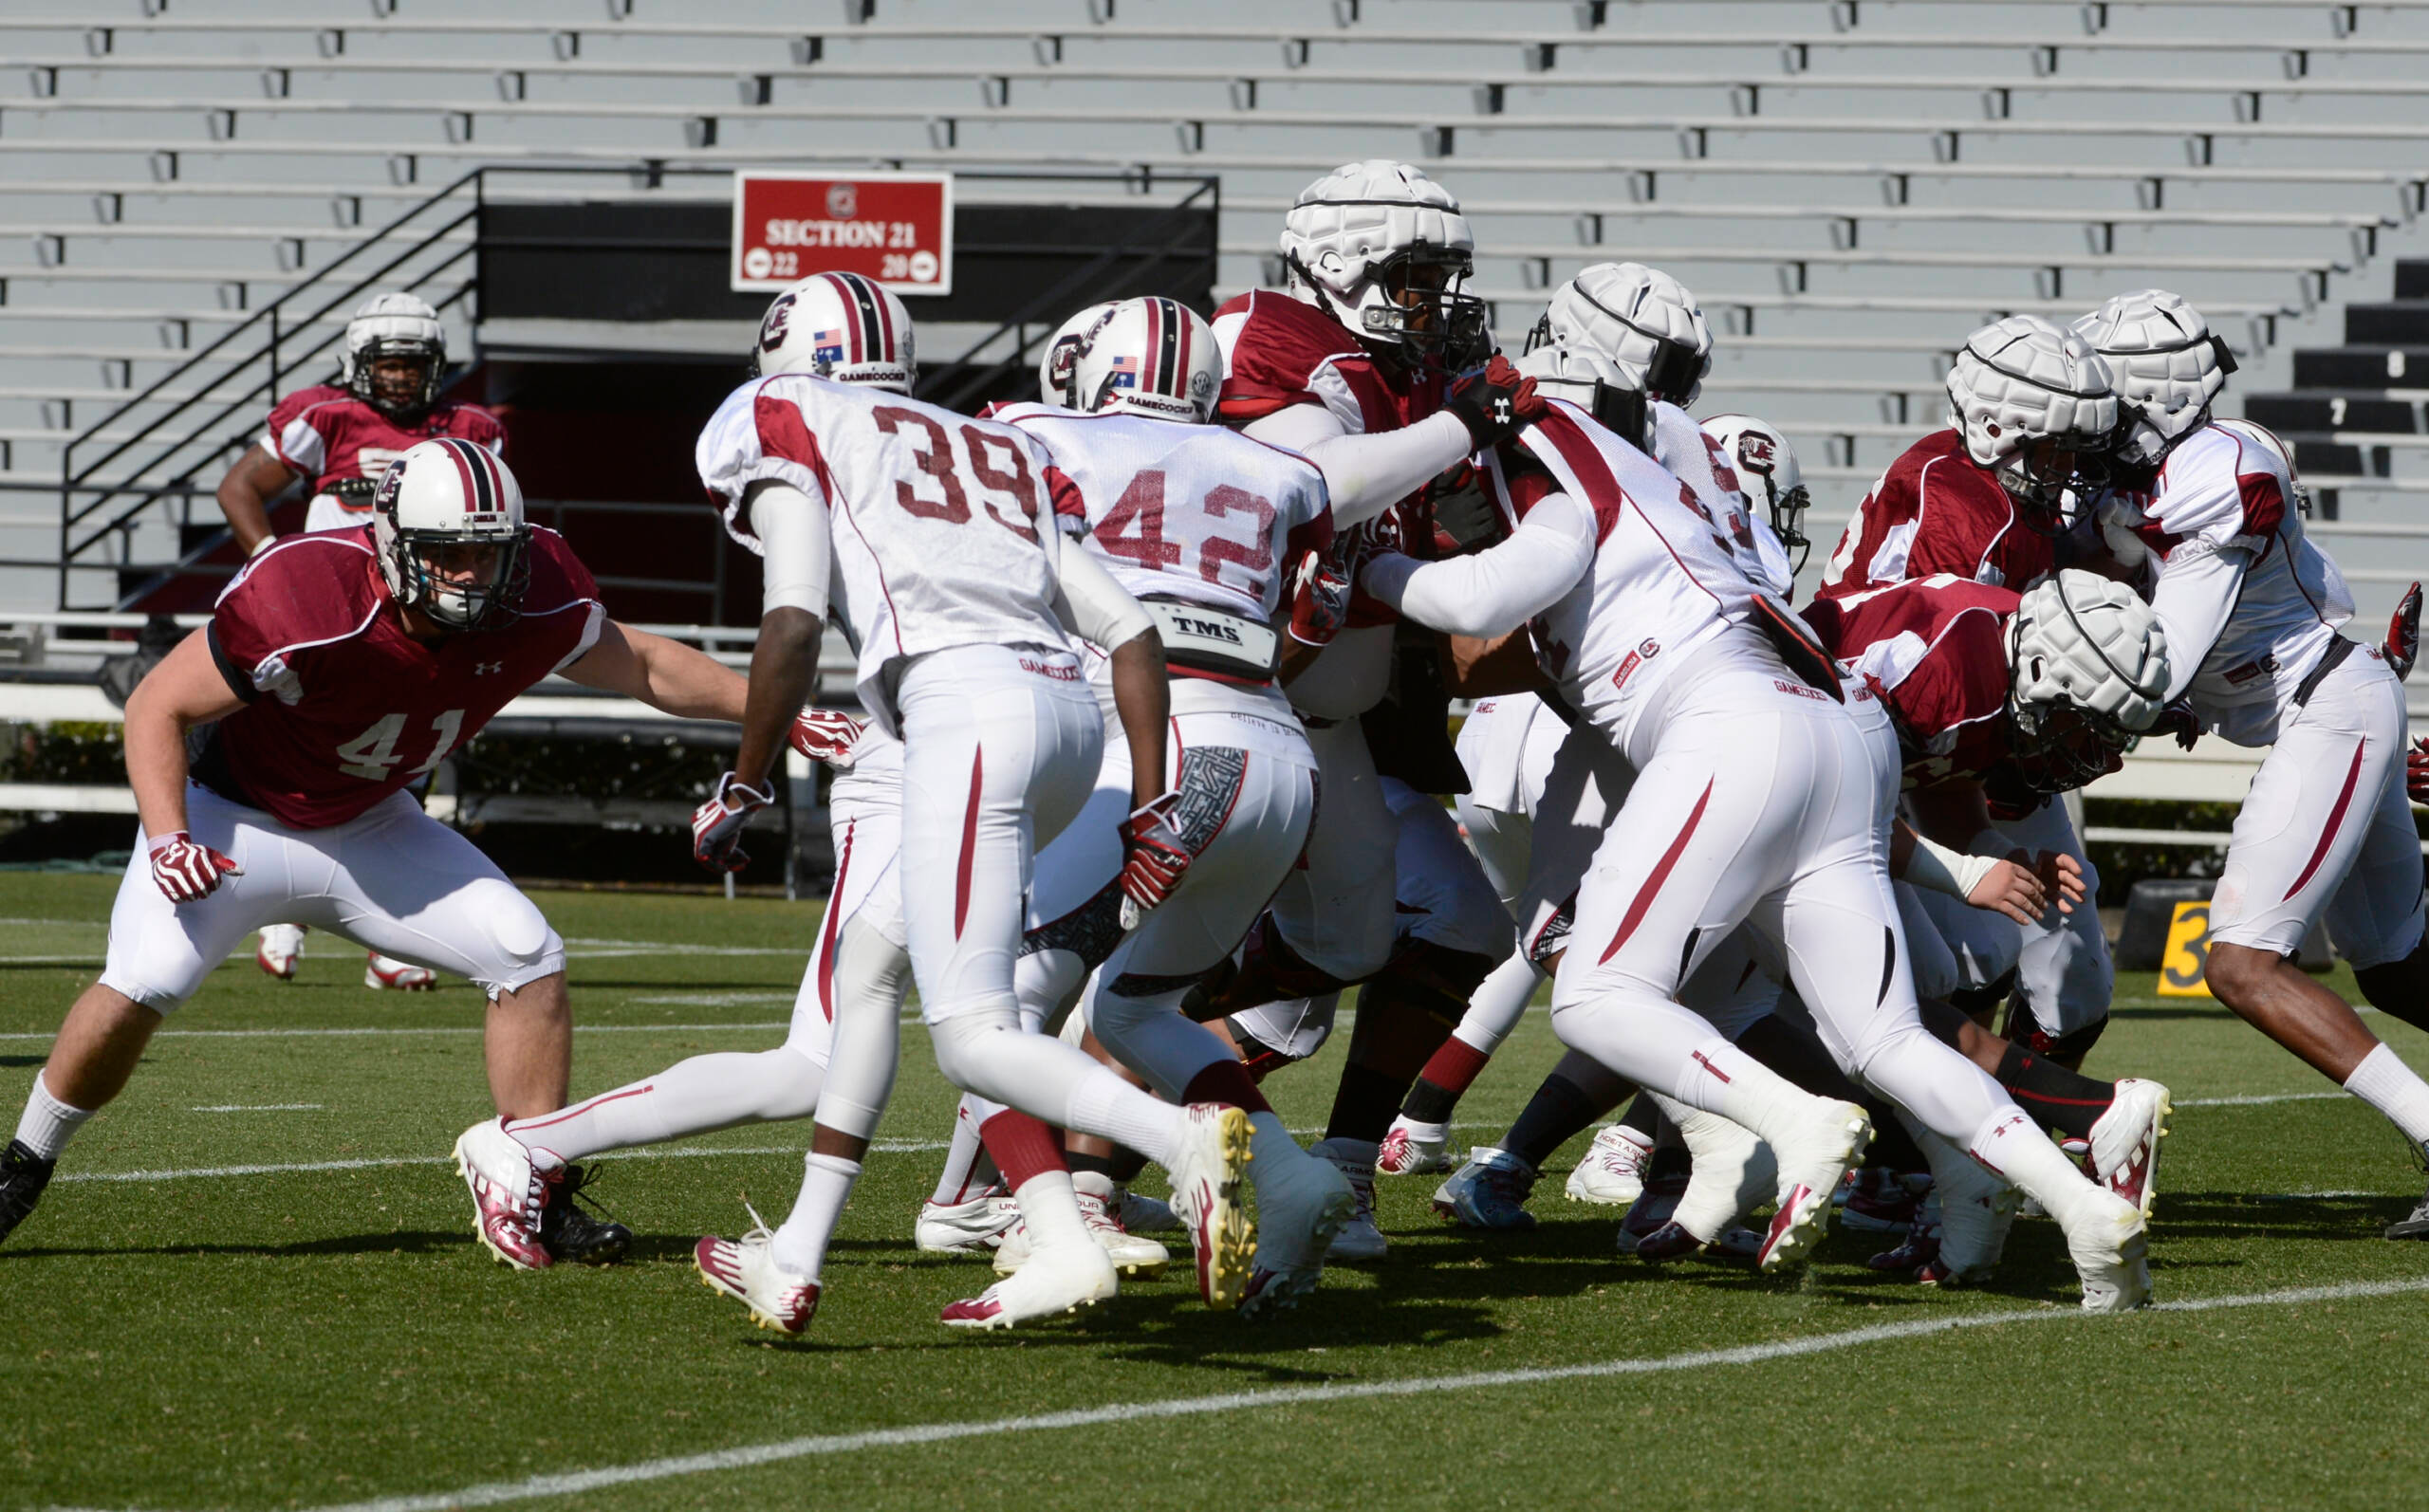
(1400, 1036, 1493, 1124)
(978, 1110, 1068, 1190)
(1181, 1059, 1272, 1116)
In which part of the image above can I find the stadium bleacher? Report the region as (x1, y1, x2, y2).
(0, 0, 2424, 618)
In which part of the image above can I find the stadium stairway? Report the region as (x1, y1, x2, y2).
(0, 0, 2426, 610)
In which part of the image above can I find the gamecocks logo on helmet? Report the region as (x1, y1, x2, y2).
(1735, 432, 1778, 474)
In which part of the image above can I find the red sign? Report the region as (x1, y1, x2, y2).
(730, 172, 955, 296)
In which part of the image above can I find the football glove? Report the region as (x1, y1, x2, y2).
(2387, 581, 2420, 681)
(1117, 791, 1193, 918)
(148, 831, 240, 903)
(692, 770, 775, 874)
(2149, 698, 2201, 753)
(1286, 547, 1352, 648)
(788, 707, 867, 768)
(1444, 355, 1548, 450)
(1425, 460, 1505, 553)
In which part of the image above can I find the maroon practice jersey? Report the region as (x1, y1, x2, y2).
(1815, 429, 2052, 603)
(199, 527, 603, 828)
(1804, 574, 2019, 789)
(263, 383, 506, 506)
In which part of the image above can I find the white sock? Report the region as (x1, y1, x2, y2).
(770, 1152, 861, 1280)
(13, 1073, 92, 1161)
(1246, 1110, 1303, 1191)
(1065, 1064, 1184, 1168)
(1969, 1104, 2100, 1226)
(2344, 1042, 2429, 1149)
(1011, 1169, 1091, 1250)
(505, 1048, 825, 1165)
(928, 1096, 992, 1206)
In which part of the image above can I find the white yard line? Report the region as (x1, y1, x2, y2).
(55, 1276, 2429, 1512)
(2176, 1090, 2350, 1108)
(55, 1140, 948, 1184)
(190, 1104, 324, 1113)
(0, 1023, 795, 1042)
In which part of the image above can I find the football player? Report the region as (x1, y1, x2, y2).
(683, 272, 1261, 1335)
(2079, 289, 2429, 1239)
(0, 440, 745, 1266)
(213, 290, 505, 991)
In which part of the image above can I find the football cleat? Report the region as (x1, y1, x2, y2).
(2088, 1078, 2172, 1220)
(993, 1176, 1169, 1279)
(2386, 1178, 2429, 1241)
(1566, 1123, 1653, 1207)
(1615, 1172, 1686, 1253)
(453, 1117, 550, 1270)
(1840, 1167, 1930, 1233)
(1164, 1103, 1256, 1310)
(1378, 1116, 1456, 1176)
(366, 951, 438, 990)
(1868, 1189, 1944, 1274)
(1240, 1146, 1357, 1320)
(1921, 1147, 2019, 1285)
(916, 1190, 1021, 1256)
(537, 1163, 630, 1266)
(255, 923, 305, 981)
(1755, 1099, 1873, 1275)
(1432, 1146, 1540, 1230)
(1115, 1185, 1179, 1234)
(1660, 1098, 1777, 1248)
(0, 1138, 56, 1245)
(941, 1235, 1118, 1330)
(695, 1207, 819, 1335)
(1310, 1136, 1387, 1261)
(2064, 1189, 2152, 1313)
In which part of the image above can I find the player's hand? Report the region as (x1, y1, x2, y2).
(788, 708, 867, 768)
(1426, 461, 1504, 553)
(2388, 581, 2420, 681)
(1286, 547, 1351, 648)
(2150, 698, 2201, 752)
(2031, 849, 2086, 915)
(2409, 737, 2429, 805)
(1445, 355, 1548, 449)
(1964, 857, 2049, 925)
(692, 770, 774, 874)
(1117, 791, 1193, 918)
(148, 831, 240, 904)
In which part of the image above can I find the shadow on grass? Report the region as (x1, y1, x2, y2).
(0, 1053, 46, 1066)
(5, 1228, 465, 1260)
(2157, 1189, 2411, 1241)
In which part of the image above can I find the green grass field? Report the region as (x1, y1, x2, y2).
(4, 873, 2427, 1512)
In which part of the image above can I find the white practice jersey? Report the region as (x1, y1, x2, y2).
(2098, 419, 2351, 725)
(1492, 399, 1767, 744)
(698, 375, 1070, 731)
(990, 403, 1333, 622)
(1645, 399, 1795, 599)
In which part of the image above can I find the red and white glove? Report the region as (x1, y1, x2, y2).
(692, 770, 775, 874)
(2409, 737, 2429, 806)
(148, 831, 240, 903)
(1286, 547, 1351, 648)
(2387, 580, 2420, 681)
(1116, 791, 1193, 921)
(788, 707, 867, 768)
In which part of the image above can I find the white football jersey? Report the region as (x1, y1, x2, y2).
(1492, 398, 1766, 743)
(1645, 399, 1794, 598)
(2098, 419, 2350, 722)
(991, 403, 1332, 622)
(698, 375, 1069, 732)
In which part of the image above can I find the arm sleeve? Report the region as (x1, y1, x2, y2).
(748, 480, 833, 619)
(1296, 412, 1475, 529)
(2148, 541, 2251, 702)
(1053, 543, 1155, 652)
(1360, 489, 1596, 637)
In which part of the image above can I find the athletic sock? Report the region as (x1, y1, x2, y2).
(1968, 1104, 2100, 1226)
(12, 1073, 91, 1161)
(1325, 1061, 1409, 1145)
(1400, 1036, 1493, 1125)
(1503, 1073, 1605, 1171)
(928, 1097, 992, 1206)
(977, 1109, 1067, 1190)
(1993, 1042, 2115, 1141)
(770, 1152, 861, 1280)
(2344, 1042, 2429, 1150)
(1010, 1169, 1092, 1251)
(1066, 1065, 1184, 1169)
(1617, 1091, 1660, 1137)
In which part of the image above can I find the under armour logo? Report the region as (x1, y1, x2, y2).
(1489, 396, 1512, 424)
(473, 659, 506, 675)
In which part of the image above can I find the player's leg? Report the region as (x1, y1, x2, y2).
(1999, 795, 2114, 1066)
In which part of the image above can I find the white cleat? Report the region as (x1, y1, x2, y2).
(1566, 1124, 1653, 1207)
(1240, 1146, 1357, 1320)
(993, 1175, 1169, 1279)
(255, 923, 305, 981)
(2065, 1189, 2153, 1314)
(365, 951, 438, 990)
(2088, 1079, 2172, 1221)
(1756, 1099, 1873, 1274)
(1164, 1103, 1256, 1310)
(695, 1206, 820, 1335)
(1378, 1116, 1456, 1176)
(453, 1117, 549, 1270)
(1914, 1130, 2019, 1285)
(915, 1189, 1021, 1256)
(941, 1236, 1118, 1330)
(1310, 1136, 1387, 1261)
(1115, 1185, 1179, 1234)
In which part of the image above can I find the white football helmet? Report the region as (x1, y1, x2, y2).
(1070, 296, 1223, 424)
(1036, 301, 1120, 408)
(2007, 567, 2170, 792)
(1279, 159, 1484, 362)
(751, 271, 915, 392)
(1512, 341, 1650, 447)
(2073, 289, 2237, 469)
(370, 437, 528, 632)
(1702, 414, 1809, 573)
(1946, 316, 2119, 526)
(342, 291, 446, 420)
(1527, 262, 1712, 408)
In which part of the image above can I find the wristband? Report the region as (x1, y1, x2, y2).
(1902, 832, 2000, 901)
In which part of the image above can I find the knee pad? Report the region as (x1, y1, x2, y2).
(927, 1007, 1020, 1088)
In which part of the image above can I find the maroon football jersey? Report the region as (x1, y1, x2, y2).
(1814, 429, 2052, 603)
(263, 383, 506, 507)
(1803, 575, 2019, 789)
(200, 526, 603, 828)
